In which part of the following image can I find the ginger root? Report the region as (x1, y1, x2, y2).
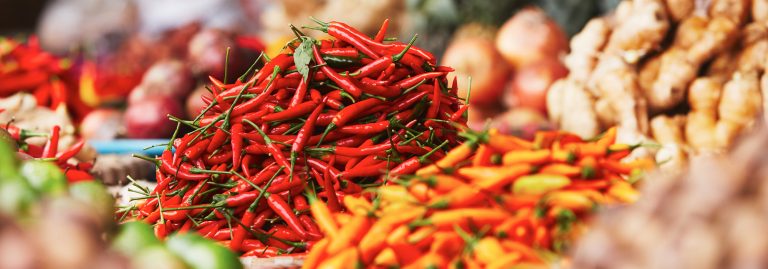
(645, 48, 698, 112)
(564, 18, 612, 83)
(718, 72, 763, 126)
(650, 115, 686, 145)
(604, 0, 670, 62)
(547, 79, 601, 138)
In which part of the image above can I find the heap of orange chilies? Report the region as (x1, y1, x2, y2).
(303, 127, 653, 268)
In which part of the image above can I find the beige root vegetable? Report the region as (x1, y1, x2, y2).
(706, 49, 738, 78)
(549, 0, 768, 158)
(685, 17, 739, 65)
(718, 72, 763, 126)
(715, 120, 743, 148)
(547, 79, 600, 138)
(564, 18, 612, 83)
(650, 115, 685, 145)
(672, 16, 707, 49)
(762, 72, 768, 121)
(708, 0, 750, 25)
(591, 59, 649, 134)
(688, 77, 723, 113)
(686, 111, 719, 150)
(645, 48, 698, 112)
(736, 23, 768, 73)
(604, 0, 670, 62)
(663, 0, 695, 21)
(754, 0, 768, 22)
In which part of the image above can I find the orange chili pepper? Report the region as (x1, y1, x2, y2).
(502, 149, 551, 165)
(466, 164, 533, 190)
(427, 208, 508, 229)
(326, 214, 371, 255)
(309, 195, 339, 238)
(301, 238, 329, 269)
(428, 184, 485, 209)
(471, 144, 494, 166)
(359, 207, 426, 263)
(416, 142, 475, 175)
(487, 129, 533, 151)
(317, 248, 359, 269)
(539, 163, 582, 177)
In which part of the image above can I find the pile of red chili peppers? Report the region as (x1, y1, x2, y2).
(2, 123, 93, 182)
(0, 36, 72, 109)
(129, 19, 468, 257)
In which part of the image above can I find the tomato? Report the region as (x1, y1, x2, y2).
(166, 233, 243, 269)
(113, 221, 162, 255)
(132, 245, 189, 269)
(68, 181, 115, 222)
(20, 160, 67, 196)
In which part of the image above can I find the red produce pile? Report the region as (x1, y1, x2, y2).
(128, 19, 468, 258)
(1, 124, 93, 182)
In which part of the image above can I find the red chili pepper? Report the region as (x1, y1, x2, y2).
(227, 164, 280, 194)
(64, 169, 93, 182)
(205, 150, 233, 165)
(338, 121, 389, 135)
(2, 124, 46, 141)
(373, 19, 390, 42)
(245, 54, 293, 86)
(307, 158, 341, 180)
(386, 91, 429, 113)
(158, 151, 209, 180)
(261, 100, 317, 122)
(321, 23, 379, 59)
(229, 123, 243, 168)
(245, 120, 291, 175)
(290, 100, 325, 172)
(41, 125, 60, 158)
(266, 193, 308, 238)
(426, 80, 441, 119)
(241, 154, 254, 177)
(341, 160, 390, 179)
(390, 141, 449, 175)
(231, 73, 282, 118)
(289, 74, 310, 109)
(251, 210, 274, 230)
(394, 72, 445, 89)
(311, 45, 362, 98)
(268, 123, 291, 135)
(154, 221, 169, 239)
(319, 47, 360, 58)
(242, 247, 281, 258)
(356, 79, 401, 98)
(184, 138, 211, 161)
(0, 70, 48, 93)
(206, 125, 229, 153)
(293, 196, 309, 212)
(450, 104, 470, 122)
(230, 209, 256, 251)
(56, 139, 84, 165)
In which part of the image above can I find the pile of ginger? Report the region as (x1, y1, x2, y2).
(547, 0, 768, 169)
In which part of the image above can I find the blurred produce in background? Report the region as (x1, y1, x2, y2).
(0, 0, 625, 141)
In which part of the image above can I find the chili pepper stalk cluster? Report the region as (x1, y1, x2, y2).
(2, 123, 93, 182)
(127, 19, 468, 258)
(303, 127, 654, 268)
